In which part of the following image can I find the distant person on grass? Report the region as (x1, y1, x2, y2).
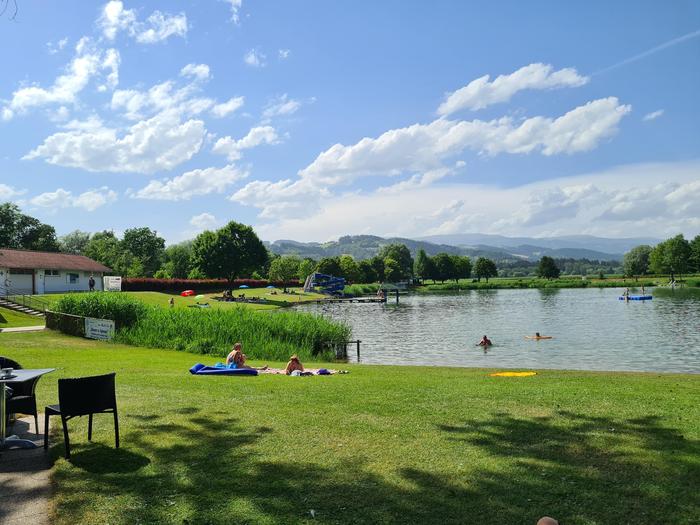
(285, 354, 305, 375)
(89, 275, 95, 291)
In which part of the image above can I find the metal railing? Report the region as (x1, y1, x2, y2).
(0, 286, 51, 313)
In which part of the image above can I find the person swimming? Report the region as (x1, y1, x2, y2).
(477, 335, 493, 347)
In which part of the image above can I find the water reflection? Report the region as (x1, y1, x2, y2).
(298, 287, 700, 373)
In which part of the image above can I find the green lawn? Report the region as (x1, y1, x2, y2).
(29, 288, 326, 312)
(3, 331, 698, 525)
(0, 306, 44, 328)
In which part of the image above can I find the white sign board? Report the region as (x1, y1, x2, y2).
(103, 276, 122, 292)
(84, 317, 115, 341)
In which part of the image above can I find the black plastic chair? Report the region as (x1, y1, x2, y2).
(1, 356, 39, 434)
(44, 373, 119, 459)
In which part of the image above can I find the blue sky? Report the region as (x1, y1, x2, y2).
(1, 1, 699, 243)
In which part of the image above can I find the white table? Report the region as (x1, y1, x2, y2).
(1, 368, 55, 450)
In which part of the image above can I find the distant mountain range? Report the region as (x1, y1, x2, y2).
(265, 234, 660, 262)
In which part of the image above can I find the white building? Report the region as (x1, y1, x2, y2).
(0, 248, 111, 295)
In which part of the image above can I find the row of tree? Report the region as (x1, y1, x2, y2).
(623, 234, 700, 280)
(414, 250, 498, 283)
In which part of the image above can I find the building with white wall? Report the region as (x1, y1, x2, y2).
(0, 249, 111, 295)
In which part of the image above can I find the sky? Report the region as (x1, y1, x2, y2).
(1, 0, 699, 244)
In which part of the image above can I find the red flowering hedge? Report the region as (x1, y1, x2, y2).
(122, 277, 300, 292)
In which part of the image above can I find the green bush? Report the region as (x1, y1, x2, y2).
(344, 283, 381, 296)
(116, 305, 351, 362)
(54, 292, 148, 329)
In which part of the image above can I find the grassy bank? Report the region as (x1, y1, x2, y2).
(3, 331, 698, 525)
(0, 306, 44, 329)
(420, 276, 663, 291)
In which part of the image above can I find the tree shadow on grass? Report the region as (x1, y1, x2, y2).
(49, 410, 699, 525)
(438, 410, 700, 525)
(69, 444, 150, 474)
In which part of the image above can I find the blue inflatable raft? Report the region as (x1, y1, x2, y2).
(619, 295, 652, 301)
(189, 363, 258, 376)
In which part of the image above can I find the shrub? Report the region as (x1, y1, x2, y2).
(54, 292, 148, 329)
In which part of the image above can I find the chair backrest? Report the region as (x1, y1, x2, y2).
(58, 373, 117, 416)
(0, 356, 22, 370)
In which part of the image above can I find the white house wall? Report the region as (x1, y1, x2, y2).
(44, 270, 104, 293)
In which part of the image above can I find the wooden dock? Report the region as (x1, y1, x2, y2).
(315, 296, 386, 304)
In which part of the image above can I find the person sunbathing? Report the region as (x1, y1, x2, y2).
(226, 343, 267, 370)
(285, 354, 305, 375)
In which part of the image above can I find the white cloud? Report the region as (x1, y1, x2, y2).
(132, 164, 246, 200)
(0, 184, 26, 200)
(244, 49, 266, 67)
(98, 1, 187, 44)
(111, 80, 212, 120)
(212, 125, 280, 161)
(2, 39, 119, 119)
(190, 212, 219, 230)
(278, 49, 291, 60)
(643, 109, 664, 122)
(29, 186, 117, 211)
(211, 96, 245, 118)
(47, 37, 69, 55)
(437, 63, 589, 115)
(24, 110, 206, 174)
(180, 63, 210, 81)
(222, 0, 243, 24)
(299, 97, 630, 185)
(247, 160, 700, 242)
(99, 1, 136, 40)
(262, 94, 301, 120)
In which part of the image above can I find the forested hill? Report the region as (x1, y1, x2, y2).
(265, 235, 624, 262)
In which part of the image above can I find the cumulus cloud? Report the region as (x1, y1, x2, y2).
(212, 125, 280, 161)
(2, 38, 120, 120)
(278, 49, 291, 60)
(180, 63, 210, 81)
(132, 164, 246, 200)
(211, 96, 245, 118)
(231, 178, 325, 220)
(111, 80, 213, 120)
(643, 109, 664, 122)
(437, 63, 589, 115)
(24, 110, 206, 174)
(0, 184, 26, 200)
(98, 1, 188, 44)
(190, 212, 220, 231)
(299, 97, 630, 185)
(262, 94, 301, 120)
(244, 49, 266, 67)
(29, 186, 117, 211)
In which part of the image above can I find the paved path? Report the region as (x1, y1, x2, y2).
(0, 325, 45, 333)
(0, 415, 51, 525)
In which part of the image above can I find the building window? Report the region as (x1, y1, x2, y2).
(9, 268, 33, 275)
(45, 270, 60, 276)
(67, 273, 79, 284)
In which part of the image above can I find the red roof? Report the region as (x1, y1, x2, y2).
(0, 248, 111, 272)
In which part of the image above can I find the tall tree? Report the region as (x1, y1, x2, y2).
(536, 256, 561, 279)
(383, 257, 402, 282)
(378, 243, 413, 280)
(474, 257, 498, 282)
(268, 255, 301, 291)
(160, 242, 193, 279)
(622, 245, 652, 280)
(433, 253, 455, 283)
(650, 234, 692, 280)
(190, 222, 267, 283)
(414, 249, 430, 283)
(357, 259, 377, 283)
(298, 258, 317, 282)
(316, 256, 343, 276)
(452, 255, 472, 282)
(0, 202, 60, 251)
(59, 230, 91, 255)
(122, 227, 166, 277)
(689, 235, 700, 273)
(339, 254, 361, 282)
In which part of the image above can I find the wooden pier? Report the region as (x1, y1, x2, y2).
(315, 296, 386, 304)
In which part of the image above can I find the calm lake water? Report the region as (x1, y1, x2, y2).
(297, 287, 700, 373)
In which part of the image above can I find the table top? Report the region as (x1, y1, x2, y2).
(0, 368, 55, 383)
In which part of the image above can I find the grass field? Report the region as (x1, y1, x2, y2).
(2, 330, 698, 525)
(27, 288, 326, 311)
(0, 306, 44, 329)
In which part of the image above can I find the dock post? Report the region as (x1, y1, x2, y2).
(356, 340, 361, 362)
(395, 289, 399, 304)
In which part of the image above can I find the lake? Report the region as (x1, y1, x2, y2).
(297, 287, 700, 373)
